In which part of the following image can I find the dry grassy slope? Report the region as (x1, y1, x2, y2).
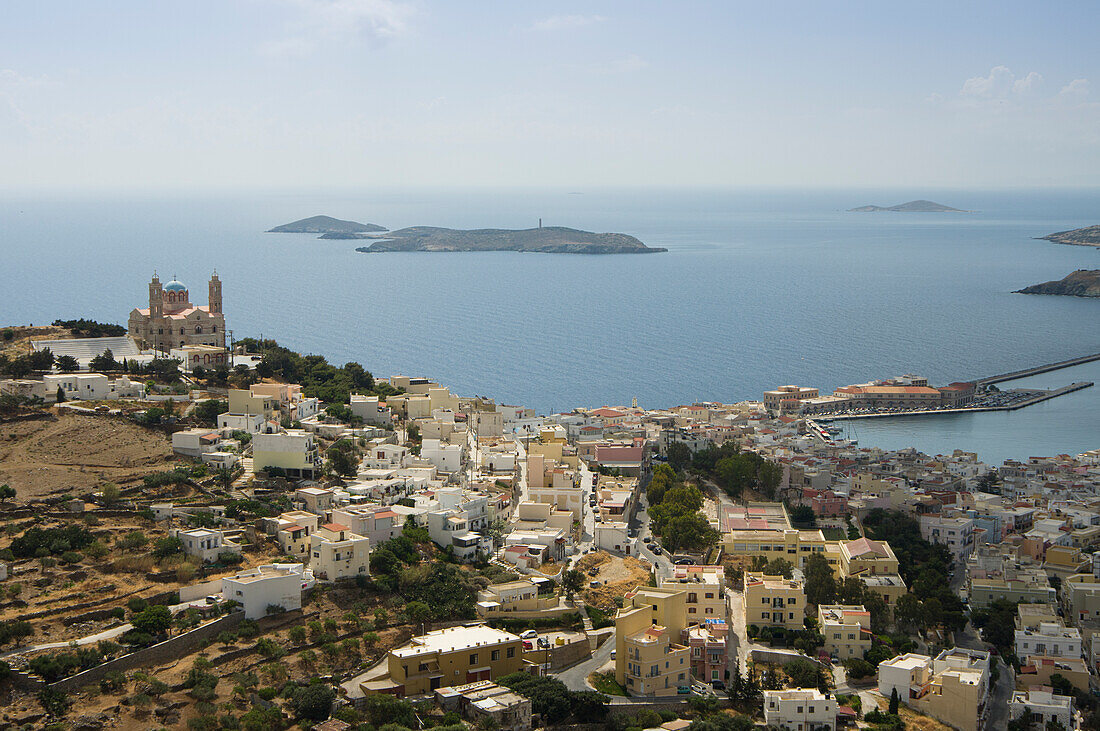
(0, 411, 176, 498)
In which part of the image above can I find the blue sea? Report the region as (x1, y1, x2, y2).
(2, 187, 1098, 465)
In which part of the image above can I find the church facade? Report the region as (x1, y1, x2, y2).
(129, 273, 226, 353)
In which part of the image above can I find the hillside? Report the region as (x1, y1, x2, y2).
(267, 215, 387, 234)
(1039, 225, 1100, 248)
(1015, 269, 1100, 298)
(849, 200, 965, 212)
(354, 226, 666, 254)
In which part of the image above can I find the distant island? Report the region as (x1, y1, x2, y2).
(1015, 270, 1100, 298)
(268, 215, 387, 234)
(353, 226, 666, 254)
(1038, 225, 1100, 249)
(848, 200, 966, 213)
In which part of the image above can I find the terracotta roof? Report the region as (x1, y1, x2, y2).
(845, 536, 889, 558)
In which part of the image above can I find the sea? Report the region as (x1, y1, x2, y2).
(2, 187, 1098, 466)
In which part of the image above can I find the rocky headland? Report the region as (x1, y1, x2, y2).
(1038, 225, 1100, 248)
(1015, 270, 1100, 298)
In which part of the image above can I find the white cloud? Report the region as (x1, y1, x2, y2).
(262, 0, 414, 56)
(1013, 71, 1043, 95)
(603, 54, 648, 74)
(532, 14, 605, 32)
(1060, 78, 1090, 99)
(960, 65, 1016, 98)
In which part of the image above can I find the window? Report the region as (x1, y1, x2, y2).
(507, 647, 515, 658)
(470, 653, 478, 665)
(491, 649, 500, 661)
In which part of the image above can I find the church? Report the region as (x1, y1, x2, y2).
(128, 272, 226, 353)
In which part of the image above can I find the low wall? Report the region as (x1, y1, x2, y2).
(49, 611, 244, 693)
(179, 578, 225, 603)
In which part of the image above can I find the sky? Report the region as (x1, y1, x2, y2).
(2, 1, 1099, 190)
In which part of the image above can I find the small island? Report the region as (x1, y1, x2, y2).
(268, 215, 387, 234)
(353, 226, 667, 255)
(1015, 270, 1100, 298)
(1038, 225, 1100, 249)
(848, 200, 966, 213)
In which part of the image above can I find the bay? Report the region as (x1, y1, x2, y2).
(1, 187, 1097, 463)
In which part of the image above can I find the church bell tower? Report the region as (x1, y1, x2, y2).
(208, 271, 222, 315)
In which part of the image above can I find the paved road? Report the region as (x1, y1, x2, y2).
(559, 629, 615, 691)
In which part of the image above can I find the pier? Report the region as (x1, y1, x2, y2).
(976, 352, 1100, 386)
(818, 381, 1093, 422)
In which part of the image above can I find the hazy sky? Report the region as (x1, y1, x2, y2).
(3, 1, 1099, 190)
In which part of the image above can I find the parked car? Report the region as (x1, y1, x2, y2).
(652, 546, 663, 555)
(643, 536, 652, 544)
(520, 629, 538, 639)
(589, 580, 602, 588)
(711, 680, 726, 691)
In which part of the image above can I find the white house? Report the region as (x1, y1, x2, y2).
(1009, 688, 1073, 731)
(595, 521, 632, 555)
(178, 528, 241, 564)
(222, 563, 306, 619)
(763, 688, 838, 731)
(43, 373, 146, 401)
(349, 394, 392, 425)
(420, 438, 464, 473)
(309, 523, 370, 582)
(1015, 621, 1082, 661)
(171, 428, 222, 458)
(218, 412, 266, 434)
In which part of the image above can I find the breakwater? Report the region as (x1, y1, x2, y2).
(817, 381, 1093, 422)
(977, 353, 1100, 385)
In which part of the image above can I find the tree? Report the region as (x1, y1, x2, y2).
(0, 484, 16, 502)
(788, 504, 816, 527)
(889, 687, 900, 715)
(667, 442, 692, 472)
(562, 569, 584, 597)
(56, 385, 66, 403)
(38, 688, 71, 718)
(783, 659, 826, 690)
(131, 605, 173, 636)
(28, 348, 54, 370)
(326, 444, 358, 477)
(193, 399, 227, 425)
(56, 355, 80, 372)
(90, 348, 119, 372)
(101, 482, 121, 506)
(406, 600, 432, 628)
(764, 558, 794, 579)
(895, 593, 924, 632)
(804, 553, 835, 607)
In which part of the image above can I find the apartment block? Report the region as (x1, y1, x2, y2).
(387, 625, 526, 696)
(615, 586, 691, 696)
(878, 648, 990, 731)
(659, 565, 726, 626)
(763, 688, 838, 731)
(309, 523, 370, 582)
(818, 605, 872, 660)
(743, 573, 805, 630)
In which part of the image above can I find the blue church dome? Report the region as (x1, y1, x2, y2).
(164, 280, 187, 292)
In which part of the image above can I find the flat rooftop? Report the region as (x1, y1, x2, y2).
(392, 625, 518, 658)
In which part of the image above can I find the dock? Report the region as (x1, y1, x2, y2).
(977, 352, 1100, 386)
(818, 381, 1092, 422)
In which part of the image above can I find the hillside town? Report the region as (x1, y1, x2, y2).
(0, 278, 1099, 731)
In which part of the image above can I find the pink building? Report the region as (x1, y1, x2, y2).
(682, 619, 729, 684)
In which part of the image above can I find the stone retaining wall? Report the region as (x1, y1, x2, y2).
(48, 611, 244, 693)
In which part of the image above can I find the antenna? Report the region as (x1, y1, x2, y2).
(538, 218, 542, 229)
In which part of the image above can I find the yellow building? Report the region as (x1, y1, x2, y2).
(659, 565, 726, 626)
(252, 429, 319, 479)
(818, 604, 872, 660)
(743, 573, 805, 630)
(475, 579, 557, 617)
(1062, 574, 1100, 624)
(387, 625, 527, 696)
(838, 537, 907, 609)
(615, 586, 691, 697)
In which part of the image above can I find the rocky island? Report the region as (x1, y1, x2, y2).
(1015, 270, 1100, 298)
(353, 226, 666, 254)
(848, 200, 966, 212)
(1039, 225, 1100, 248)
(268, 215, 387, 234)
